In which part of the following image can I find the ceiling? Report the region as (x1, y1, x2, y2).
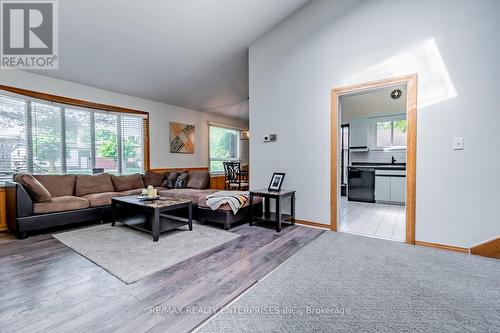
(340, 85, 407, 123)
(29, 0, 310, 120)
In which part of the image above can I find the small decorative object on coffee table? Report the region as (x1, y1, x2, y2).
(111, 196, 192, 242)
(249, 189, 295, 232)
(138, 185, 158, 200)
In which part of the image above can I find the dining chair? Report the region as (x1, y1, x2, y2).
(223, 161, 249, 190)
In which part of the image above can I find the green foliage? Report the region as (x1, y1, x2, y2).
(393, 120, 407, 133)
(34, 133, 60, 161)
(209, 127, 238, 159)
(96, 129, 139, 159)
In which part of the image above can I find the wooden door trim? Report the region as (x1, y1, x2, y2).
(330, 74, 418, 244)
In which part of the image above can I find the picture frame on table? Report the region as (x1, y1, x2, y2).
(268, 172, 285, 192)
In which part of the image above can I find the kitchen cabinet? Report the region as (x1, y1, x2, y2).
(349, 118, 368, 149)
(375, 176, 391, 201)
(390, 176, 406, 203)
(375, 170, 406, 204)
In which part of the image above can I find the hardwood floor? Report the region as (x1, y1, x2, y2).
(0, 221, 323, 333)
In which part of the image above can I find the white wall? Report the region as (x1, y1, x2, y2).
(0, 70, 248, 169)
(340, 85, 406, 124)
(249, 0, 500, 247)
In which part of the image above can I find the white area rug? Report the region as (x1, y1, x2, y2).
(53, 224, 240, 283)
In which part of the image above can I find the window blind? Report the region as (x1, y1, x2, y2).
(0, 95, 28, 178)
(121, 115, 144, 174)
(0, 91, 148, 182)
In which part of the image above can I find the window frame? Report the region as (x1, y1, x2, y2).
(0, 85, 150, 180)
(208, 123, 242, 174)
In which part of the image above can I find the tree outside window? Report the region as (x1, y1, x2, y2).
(209, 126, 240, 173)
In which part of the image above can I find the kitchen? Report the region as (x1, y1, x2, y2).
(339, 85, 407, 242)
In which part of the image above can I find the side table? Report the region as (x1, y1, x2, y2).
(249, 189, 295, 232)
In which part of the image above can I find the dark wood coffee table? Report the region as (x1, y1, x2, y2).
(111, 196, 192, 242)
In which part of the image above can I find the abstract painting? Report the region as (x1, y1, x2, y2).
(169, 122, 195, 153)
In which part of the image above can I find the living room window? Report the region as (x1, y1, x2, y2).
(209, 124, 241, 173)
(0, 90, 147, 182)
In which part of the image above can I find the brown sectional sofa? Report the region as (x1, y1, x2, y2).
(6, 170, 262, 238)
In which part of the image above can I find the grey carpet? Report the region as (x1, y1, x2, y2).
(198, 232, 500, 332)
(53, 223, 240, 284)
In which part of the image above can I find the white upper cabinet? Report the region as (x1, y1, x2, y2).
(349, 118, 368, 148)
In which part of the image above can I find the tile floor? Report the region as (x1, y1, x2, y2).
(339, 197, 406, 242)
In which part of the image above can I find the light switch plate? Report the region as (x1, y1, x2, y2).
(452, 137, 464, 150)
(264, 134, 277, 142)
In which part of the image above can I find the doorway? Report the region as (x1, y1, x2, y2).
(330, 74, 417, 244)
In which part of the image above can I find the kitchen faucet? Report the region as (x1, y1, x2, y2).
(391, 156, 396, 165)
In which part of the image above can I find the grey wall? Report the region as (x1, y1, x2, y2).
(0, 70, 248, 170)
(249, 0, 500, 247)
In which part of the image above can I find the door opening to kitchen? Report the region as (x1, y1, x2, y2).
(338, 84, 408, 242)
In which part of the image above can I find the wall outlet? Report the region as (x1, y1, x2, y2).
(452, 137, 464, 150)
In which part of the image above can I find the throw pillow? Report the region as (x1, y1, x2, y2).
(174, 172, 189, 189)
(15, 174, 52, 202)
(163, 172, 178, 189)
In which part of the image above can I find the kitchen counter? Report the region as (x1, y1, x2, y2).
(348, 163, 406, 171)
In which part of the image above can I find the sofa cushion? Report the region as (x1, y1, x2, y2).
(33, 174, 76, 197)
(33, 196, 90, 214)
(143, 170, 166, 187)
(158, 188, 217, 203)
(187, 171, 210, 190)
(162, 172, 178, 189)
(175, 172, 189, 189)
(110, 173, 145, 192)
(75, 173, 114, 196)
(81, 192, 124, 207)
(14, 174, 52, 203)
(198, 194, 263, 211)
(118, 188, 143, 196)
(154, 186, 167, 191)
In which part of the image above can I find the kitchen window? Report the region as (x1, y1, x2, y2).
(0, 91, 147, 182)
(374, 117, 407, 149)
(209, 124, 241, 173)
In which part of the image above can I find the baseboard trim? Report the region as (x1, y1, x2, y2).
(470, 237, 500, 259)
(415, 240, 469, 253)
(295, 220, 330, 230)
